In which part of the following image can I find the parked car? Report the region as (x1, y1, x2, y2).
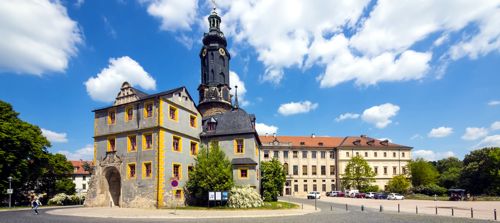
(307, 191, 321, 199)
(336, 191, 345, 197)
(374, 193, 388, 199)
(345, 190, 359, 198)
(354, 192, 366, 198)
(327, 191, 342, 197)
(365, 192, 376, 199)
(387, 193, 405, 200)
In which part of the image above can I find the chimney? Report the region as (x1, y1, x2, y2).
(360, 134, 367, 138)
(311, 133, 316, 138)
(273, 133, 276, 138)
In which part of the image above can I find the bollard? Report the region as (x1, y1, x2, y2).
(302, 203, 303, 210)
(471, 208, 474, 218)
(331, 205, 332, 211)
(452, 208, 454, 216)
(436, 206, 438, 215)
(398, 204, 400, 213)
(361, 205, 364, 212)
(495, 209, 497, 221)
(416, 206, 418, 214)
(380, 205, 383, 212)
(346, 204, 348, 211)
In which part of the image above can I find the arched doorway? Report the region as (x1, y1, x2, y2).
(104, 167, 121, 206)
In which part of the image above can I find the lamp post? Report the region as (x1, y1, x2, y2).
(8, 176, 13, 208)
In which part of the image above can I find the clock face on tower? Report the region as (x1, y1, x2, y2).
(218, 48, 225, 56)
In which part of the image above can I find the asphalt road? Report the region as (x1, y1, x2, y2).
(0, 197, 491, 223)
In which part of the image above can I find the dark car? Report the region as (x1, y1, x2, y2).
(336, 191, 345, 197)
(354, 193, 366, 198)
(374, 193, 388, 199)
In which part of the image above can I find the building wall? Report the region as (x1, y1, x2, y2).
(73, 175, 91, 193)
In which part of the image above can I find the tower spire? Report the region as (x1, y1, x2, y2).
(234, 85, 239, 109)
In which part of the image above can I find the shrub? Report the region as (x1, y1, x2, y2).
(360, 185, 380, 193)
(48, 193, 85, 205)
(227, 185, 263, 208)
(386, 175, 411, 194)
(412, 184, 447, 196)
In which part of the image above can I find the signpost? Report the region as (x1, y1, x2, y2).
(208, 191, 229, 207)
(170, 178, 179, 214)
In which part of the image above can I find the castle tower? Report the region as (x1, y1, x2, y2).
(197, 8, 232, 117)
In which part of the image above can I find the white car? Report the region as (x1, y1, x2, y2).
(387, 193, 404, 200)
(366, 192, 376, 199)
(307, 191, 321, 199)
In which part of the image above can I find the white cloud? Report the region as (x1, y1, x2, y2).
(491, 121, 500, 131)
(475, 135, 500, 149)
(84, 56, 156, 102)
(462, 127, 489, 141)
(361, 103, 400, 128)
(410, 134, 424, 140)
(57, 144, 93, 161)
(229, 71, 249, 106)
(413, 149, 456, 161)
(141, 0, 198, 31)
(74, 0, 84, 8)
(0, 0, 82, 75)
(255, 123, 278, 136)
(428, 127, 453, 138)
(488, 100, 500, 106)
(41, 128, 68, 143)
(335, 113, 360, 122)
(278, 101, 318, 116)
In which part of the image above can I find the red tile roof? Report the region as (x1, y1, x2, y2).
(339, 135, 411, 148)
(259, 135, 344, 148)
(70, 160, 92, 175)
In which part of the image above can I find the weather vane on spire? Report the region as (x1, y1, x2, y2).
(211, 0, 217, 12)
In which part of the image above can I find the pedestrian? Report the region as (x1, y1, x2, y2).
(32, 197, 41, 215)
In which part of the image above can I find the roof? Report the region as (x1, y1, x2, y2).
(259, 135, 343, 148)
(231, 158, 257, 165)
(70, 160, 92, 175)
(201, 108, 257, 136)
(339, 135, 411, 148)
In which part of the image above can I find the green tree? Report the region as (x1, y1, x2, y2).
(55, 178, 76, 195)
(185, 144, 234, 205)
(460, 147, 500, 195)
(436, 157, 462, 173)
(341, 156, 376, 190)
(39, 153, 75, 196)
(408, 158, 439, 187)
(386, 175, 411, 194)
(435, 157, 462, 189)
(261, 158, 286, 201)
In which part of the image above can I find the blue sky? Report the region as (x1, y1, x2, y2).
(0, 0, 499, 161)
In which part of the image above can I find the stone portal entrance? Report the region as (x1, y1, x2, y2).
(104, 166, 121, 206)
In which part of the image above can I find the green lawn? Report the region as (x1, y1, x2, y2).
(170, 201, 299, 210)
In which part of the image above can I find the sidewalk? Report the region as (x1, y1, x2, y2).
(47, 202, 319, 219)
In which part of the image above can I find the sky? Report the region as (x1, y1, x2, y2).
(0, 0, 499, 162)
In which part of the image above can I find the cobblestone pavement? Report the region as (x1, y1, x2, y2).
(0, 197, 492, 223)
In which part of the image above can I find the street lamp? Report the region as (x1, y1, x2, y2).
(8, 176, 13, 208)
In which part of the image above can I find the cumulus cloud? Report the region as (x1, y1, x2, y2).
(278, 101, 318, 116)
(413, 149, 456, 161)
(428, 127, 453, 138)
(491, 121, 500, 131)
(57, 144, 93, 161)
(141, 0, 198, 31)
(361, 103, 400, 128)
(462, 127, 489, 141)
(255, 123, 278, 135)
(410, 134, 424, 140)
(0, 0, 82, 75)
(475, 135, 500, 149)
(335, 113, 360, 122)
(84, 56, 156, 102)
(489, 100, 500, 106)
(41, 128, 68, 143)
(229, 71, 249, 106)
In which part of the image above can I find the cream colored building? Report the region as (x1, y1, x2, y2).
(260, 135, 412, 196)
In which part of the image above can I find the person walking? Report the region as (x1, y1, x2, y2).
(32, 197, 41, 215)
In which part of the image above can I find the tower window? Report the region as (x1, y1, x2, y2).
(235, 139, 244, 154)
(126, 107, 133, 121)
(207, 122, 216, 131)
(108, 138, 115, 151)
(190, 141, 198, 156)
(173, 136, 182, 152)
(108, 110, 116, 124)
(143, 162, 152, 178)
(128, 163, 136, 179)
(128, 135, 136, 152)
(145, 102, 153, 118)
(173, 163, 181, 179)
(169, 106, 178, 121)
(144, 133, 153, 150)
(190, 115, 197, 128)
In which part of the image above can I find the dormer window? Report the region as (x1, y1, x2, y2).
(300, 142, 305, 146)
(318, 142, 324, 146)
(208, 122, 216, 131)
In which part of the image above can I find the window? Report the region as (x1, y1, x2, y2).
(365, 152, 368, 157)
(143, 162, 152, 178)
(402, 167, 407, 174)
(293, 151, 298, 158)
(393, 166, 397, 175)
(294, 184, 298, 192)
(293, 165, 298, 175)
(313, 184, 317, 191)
(190, 141, 198, 156)
(207, 122, 216, 131)
(330, 151, 335, 159)
(273, 151, 279, 158)
(383, 166, 387, 175)
(190, 115, 197, 128)
(346, 152, 350, 157)
(169, 105, 178, 121)
(128, 163, 136, 179)
(321, 166, 326, 175)
(235, 139, 244, 154)
(304, 184, 308, 192)
(145, 102, 153, 118)
(173, 136, 182, 152)
(108, 138, 115, 151)
(126, 107, 133, 121)
(173, 163, 182, 179)
(239, 169, 248, 178)
(144, 133, 153, 150)
(330, 165, 335, 175)
(108, 110, 116, 124)
(283, 151, 289, 159)
(374, 166, 378, 174)
(263, 150, 269, 159)
(302, 151, 308, 159)
(82, 184, 86, 189)
(302, 165, 308, 175)
(312, 151, 317, 159)
(283, 163, 289, 175)
(402, 152, 405, 158)
(83, 176, 86, 181)
(128, 135, 137, 152)
(300, 142, 305, 146)
(322, 184, 326, 192)
(320, 151, 326, 159)
(393, 152, 396, 158)
(374, 152, 378, 157)
(312, 165, 317, 175)
(384, 152, 387, 157)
